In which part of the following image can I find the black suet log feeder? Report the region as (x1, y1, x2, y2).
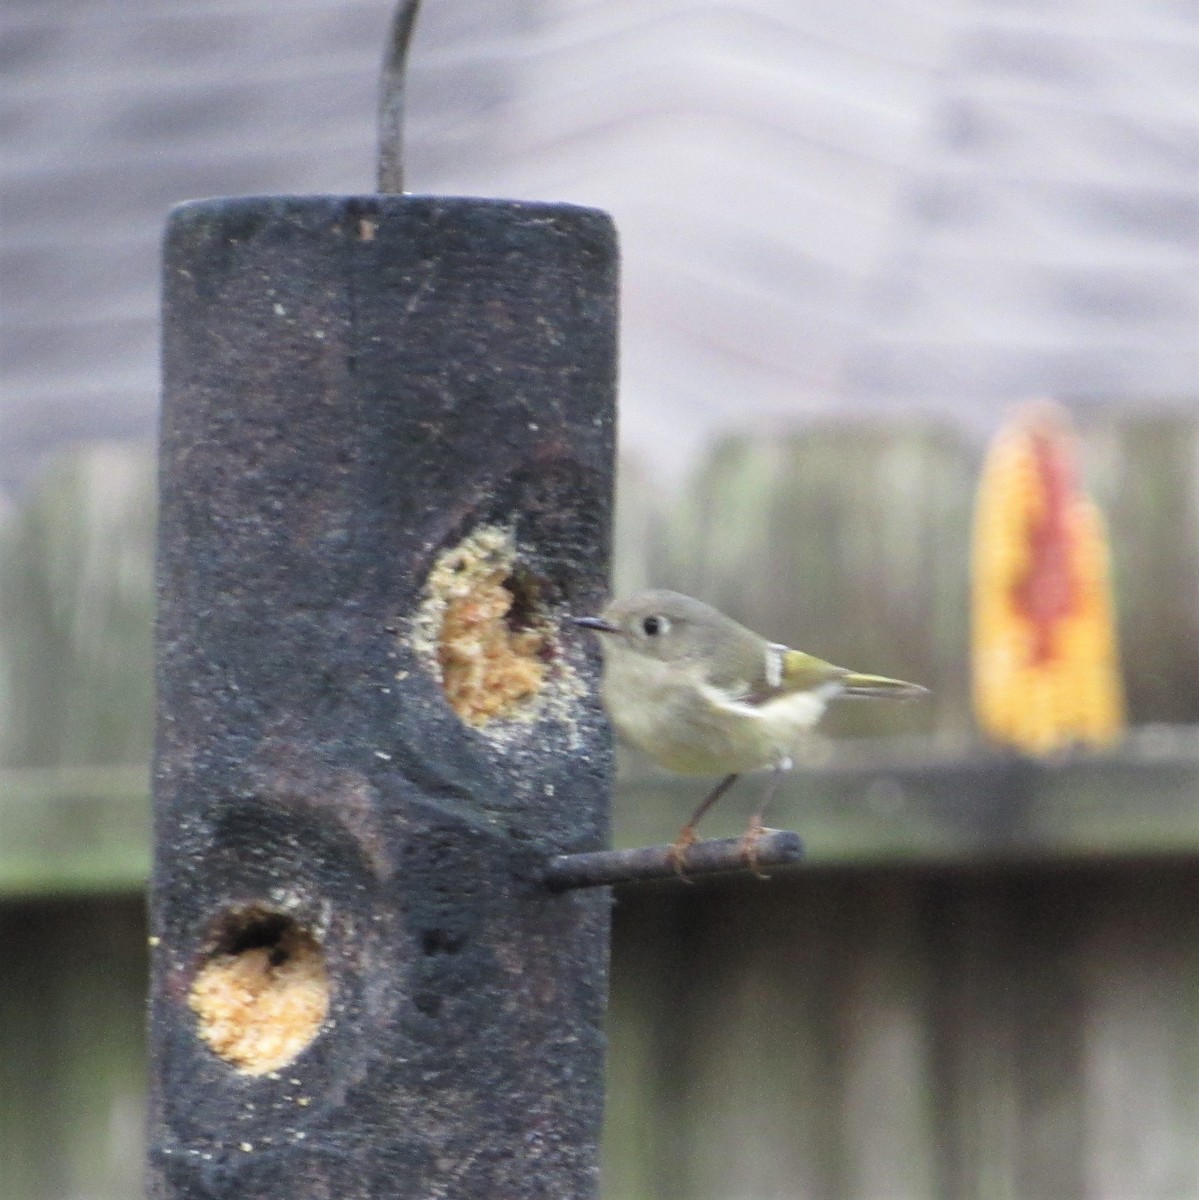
(148, 5, 801, 1198)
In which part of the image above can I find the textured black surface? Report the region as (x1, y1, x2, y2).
(150, 194, 618, 1199)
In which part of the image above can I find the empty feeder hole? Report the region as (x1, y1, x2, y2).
(188, 906, 329, 1075)
(417, 527, 552, 726)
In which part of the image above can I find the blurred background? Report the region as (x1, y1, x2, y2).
(4, 1, 1199, 1198)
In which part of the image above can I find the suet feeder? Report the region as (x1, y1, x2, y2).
(149, 4, 616, 1196)
(147, 5, 799, 1198)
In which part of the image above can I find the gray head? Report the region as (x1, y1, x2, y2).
(573, 589, 757, 670)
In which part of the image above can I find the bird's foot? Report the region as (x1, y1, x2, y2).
(668, 826, 698, 882)
(739, 816, 772, 880)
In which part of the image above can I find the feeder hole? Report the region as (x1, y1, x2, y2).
(418, 527, 553, 726)
(188, 905, 330, 1076)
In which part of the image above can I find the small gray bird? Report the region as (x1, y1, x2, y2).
(575, 589, 926, 871)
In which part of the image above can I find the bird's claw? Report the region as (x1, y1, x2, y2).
(668, 827, 698, 883)
(739, 816, 772, 880)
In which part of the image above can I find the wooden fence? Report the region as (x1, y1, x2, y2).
(3, 415, 1199, 1199)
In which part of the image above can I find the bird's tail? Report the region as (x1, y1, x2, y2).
(838, 671, 928, 700)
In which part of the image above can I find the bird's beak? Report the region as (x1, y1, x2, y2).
(572, 615, 621, 635)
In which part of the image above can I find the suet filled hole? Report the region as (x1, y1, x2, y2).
(188, 905, 329, 1075)
(415, 526, 553, 726)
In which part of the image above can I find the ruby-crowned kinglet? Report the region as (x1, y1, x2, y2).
(574, 589, 927, 869)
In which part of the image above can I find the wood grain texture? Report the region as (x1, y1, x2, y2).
(0, 443, 155, 770)
(0, 896, 148, 1200)
(607, 863, 1199, 1200)
(1085, 413, 1199, 725)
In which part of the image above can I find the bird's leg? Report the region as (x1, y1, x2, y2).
(669, 773, 740, 879)
(740, 759, 790, 878)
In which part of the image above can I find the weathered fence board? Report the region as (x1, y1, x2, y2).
(615, 729, 1199, 863)
(0, 765, 148, 895)
(608, 862, 1199, 1200)
(0, 444, 154, 1198)
(0, 443, 155, 771)
(0, 896, 147, 1200)
(1086, 413, 1199, 725)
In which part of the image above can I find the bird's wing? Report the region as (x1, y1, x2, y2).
(729, 642, 927, 707)
(738, 645, 845, 706)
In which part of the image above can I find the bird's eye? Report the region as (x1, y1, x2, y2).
(642, 615, 668, 637)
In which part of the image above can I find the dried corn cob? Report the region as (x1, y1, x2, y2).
(971, 403, 1125, 754)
